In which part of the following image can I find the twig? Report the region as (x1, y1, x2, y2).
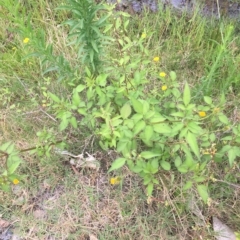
(215, 179, 240, 189)
(40, 108, 57, 122)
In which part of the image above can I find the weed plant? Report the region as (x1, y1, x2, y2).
(0, 0, 240, 239)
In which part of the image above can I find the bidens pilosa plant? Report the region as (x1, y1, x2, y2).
(0, 142, 22, 191)
(46, 2, 240, 204)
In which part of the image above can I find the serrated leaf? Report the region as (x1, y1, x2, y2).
(174, 156, 182, 167)
(228, 147, 240, 166)
(69, 116, 77, 128)
(96, 74, 108, 87)
(193, 176, 206, 182)
(131, 98, 143, 114)
(204, 96, 212, 105)
(218, 114, 229, 124)
(183, 181, 193, 190)
(177, 165, 188, 173)
(75, 84, 86, 92)
(108, 158, 126, 172)
(171, 112, 184, 117)
(197, 184, 209, 204)
(120, 103, 132, 119)
(170, 71, 177, 81)
(48, 92, 61, 103)
(133, 120, 146, 135)
(142, 101, 150, 115)
(186, 132, 200, 159)
(183, 82, 191, 106)
(7, 156, 22, 174)
(59, 119, 69, 131)
(147, 182, 153, 196)
(141, 151, 161, 159)
(0, 141, 12, 152)
(149, 115, 166, 123)
(160, 160, 171, 170)
(151, 158, 159, 169)
(72, 91, 81, 106)
(153, 123, 171, 134)
(144, 125, 154, 141)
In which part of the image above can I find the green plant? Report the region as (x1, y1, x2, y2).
(0, 142, 22, 191)
(57, 0, 114, 75)
(46, 12, 240, 203)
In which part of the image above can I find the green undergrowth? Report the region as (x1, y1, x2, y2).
(0, 0, 240, 239)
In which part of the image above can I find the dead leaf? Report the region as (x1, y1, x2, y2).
(89, 234, 98, 240)
(213, 217, 236, 240)
(33, 209, 46, 219)
(0, 218, 10, 228)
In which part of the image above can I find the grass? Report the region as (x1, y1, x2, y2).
(0, 0, 240, 239)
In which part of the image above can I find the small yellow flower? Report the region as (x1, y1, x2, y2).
(13, 179, 19, 185)
(110, 176, 121, 185)
(159, 72, 166, 77)
(198, 111, 206, 117)
(162, 85, 167, 91)
(141, 32, 147, 39)
(153, 56, 160, 62)
(23, 38, 30, 44)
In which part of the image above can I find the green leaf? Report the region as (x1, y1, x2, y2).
(108, 158, 126, 172)
(204, 96, 212, 105)
(197, 185, 209, 204)
(160, 160, 171, 170)
(75, 84, 86, 92)
(133, 120, 146, 135)
(48, 92, 61, 103)
(72, 91, 81, 107)
(186, 132, 200, 159)
(144, 125, 154, 141)
(218, 114, 229, 124)
(131, 98, 143, 114)
(142, 101, 150, 115)
(151, 158, 159, 169)
(120, 103, 132, 119)
(59, 119, 69, 131)
(170, 71, 177, 81)
(147, 182, 153, 196)
(187, 121, 202, 134)
(177, 165, 188, 173)
(96, 74, 108, 87)
(0, 141, 12, 152)
(228, 147, 240, 166)
(183, 181, 193, 190)
(149, 115, 166, 123)
(174, 156, 182, 168)
(193, 176, 206, 182)
(183, 82, 191, 106)
(153, 123, 171, 134)
(69, 116, 77, 128)
(141, 151, 161, 159)
(7, 155, 22, 174)
(171, 112, 184, 117)
(1, 184, 10, 192)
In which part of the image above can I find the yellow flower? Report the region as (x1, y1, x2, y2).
(162, 85, 167, 91)
(153, 56, 160, 62)
(23, 38, 30, 44)
(159, 72, 166, 77)
(110, 177, 121, 185)
(13, 179, 19, 185)
(198, 111, 206, 117)
(141, 32, 147, 39)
